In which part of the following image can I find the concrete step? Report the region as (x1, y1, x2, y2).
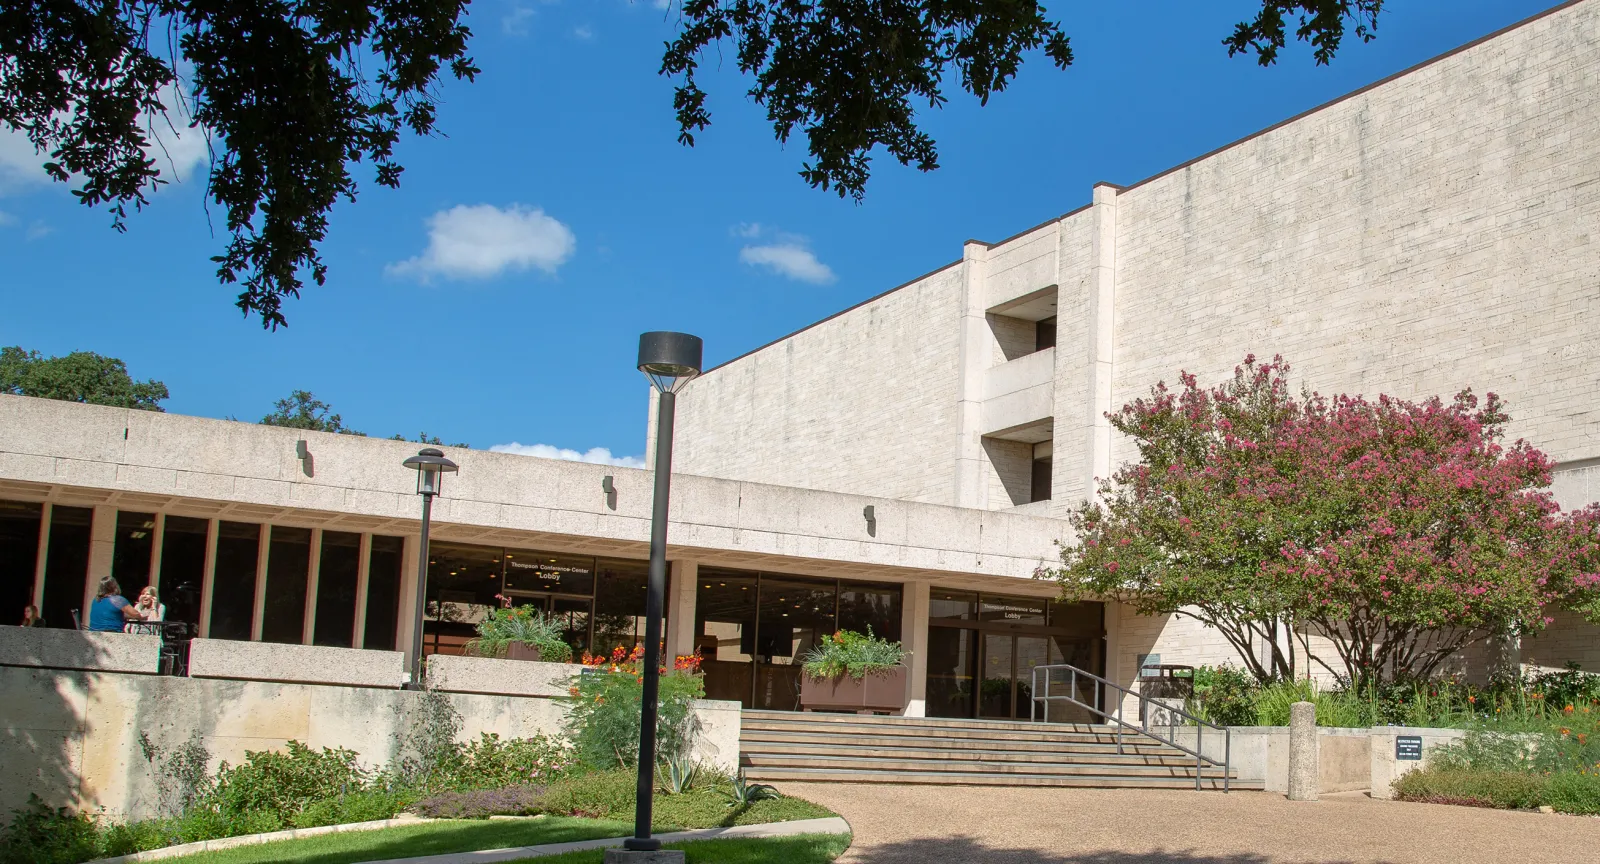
(740, 719, 1156, 746)
(739, 730, 1175, 754)
(743, 753, 1223, 778)
(742, 710, 1107, 734)
(738, 741, 1201, 767)
(746, 766, 1259, 790)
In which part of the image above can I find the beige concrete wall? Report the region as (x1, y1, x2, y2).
(670, 264, 966, 506)
(1, 660, 739, 822)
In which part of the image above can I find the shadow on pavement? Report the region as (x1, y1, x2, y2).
(846, 836, 1382, 864)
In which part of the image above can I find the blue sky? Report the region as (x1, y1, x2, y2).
(0, 0, 1558, 464)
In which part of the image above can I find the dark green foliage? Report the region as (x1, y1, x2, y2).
(0, 796, 100, 864)
(259, 390, 363, 435)
(565, 660, 704, 770)
(0, 346, 168, 410)
(1393, 767, 1600, 815)
(1186, 665, 1260, 727)
(1225, 1, 1385, 66)
(1531, 663, 1600, 712)
(206, 742, 371, 823)
(423, 733, 578, 794)
(288, 790, 414, 828)
(721, 772, 781, 806)
(0, 0, 478, 330)
(390, 432, 470, 448)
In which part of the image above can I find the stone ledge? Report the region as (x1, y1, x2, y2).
(425, 653, 577, 697)
(187, 639, 406, 688)
(0, 626, 161, 674)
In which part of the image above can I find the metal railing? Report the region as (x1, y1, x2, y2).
(1029, 663, 1231, 792)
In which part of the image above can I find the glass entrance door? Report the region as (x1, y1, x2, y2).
(979, 634, 1052, 720)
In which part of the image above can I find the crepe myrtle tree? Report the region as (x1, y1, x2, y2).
(1042, 355, 1600, 691)
(2, 1, 1383, 328)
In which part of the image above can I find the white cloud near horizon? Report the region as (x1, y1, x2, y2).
(489, 442, 645, 468)
(388, 203, 576, 281)
(735, 222, 835, 284)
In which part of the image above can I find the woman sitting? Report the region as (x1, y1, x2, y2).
(133, 586, 165, 624)
(87, 577, 144, 632)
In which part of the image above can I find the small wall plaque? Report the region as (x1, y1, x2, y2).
(1137, 653, 1161, 677)
(1396, 735, 1423, 761)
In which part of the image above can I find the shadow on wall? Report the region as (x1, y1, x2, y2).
(0, 629, 110, 822)
(845, 838, 1354, 864)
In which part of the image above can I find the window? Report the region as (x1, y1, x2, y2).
(1031, 456, 1053, 503)
(504, 549, 594, 596)
(313, 531, 362, 647)
(424, 542, 505, 656)
(159, 516, 209, 626)
(111, 511, 157, 605)
(592, 558, 651, 657)
(209, 521, 261, 640)
(363, 536, 404, 651)
(0, 500, 42, 627)
(929, 589, 977, 622)
(838, 581, 902, 641)
(41, 506, 92, 630)
(695, 569, 757, 704)
(1035, 316, 1057, 351)
(261, 526, 312, 644)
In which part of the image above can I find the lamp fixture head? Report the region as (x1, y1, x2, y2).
(637, 331, 703, 394)
(403, 446, 459, 497)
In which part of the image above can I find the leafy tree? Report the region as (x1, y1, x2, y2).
(389, 432, 469, 448)
(0, 345, 168, 410)
(260, 390, 362, 435)
(2, 1, 1384, 328)
(1044, 356, 1600, 690)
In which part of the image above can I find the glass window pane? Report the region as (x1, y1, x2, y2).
(425, 542, 504, 657)
(42, 506, 92, 630)
(1048, 600, 1105, 635)
(503, 549, 595, 596)
(837, 580, 902, 641)
(159, 516, 209, 627)
(695, 568, 757, 706)
(111, 511, 156, 607)
(979, 633, 1015, 718)
(0, 500, 42, 628)
(929, 589, 976, 622)
(926, 626, 975, 719)
(551, 596, 592, 657)
(209, 521, 261, 641)
(980, 595, 1046, 626)
(261, 527, 312, 644)
(363, 535, 404, 651)
(593, 558, 650, 658)
(755, 575, 837, 711)
(313, 531, 362, 647)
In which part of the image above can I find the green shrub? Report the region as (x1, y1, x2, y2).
(1530, 664, 1600, 713)
(448, 733, 577, 791)
(1251, 679, 1372, 727)
(540, 768, 638, 818)
(1542, 771, 1600, 815)
(1186, 665, 1258, 726)
(1429, 730, 1538, 772)
(800, 628, 904, 680)
(205, 741, 371, 822)
(565, 648, 705, 770)
(465, 602, 574, 663)
(289, 789, 413, 828)
(0, 796, 100, 864)
(413, 786, 546, 819)
(98, 818, 175, 857)
(1393, 768, 1547, 810)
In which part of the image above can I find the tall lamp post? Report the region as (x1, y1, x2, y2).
(403, 447, 458, 690)
(624, 331, 703, 857)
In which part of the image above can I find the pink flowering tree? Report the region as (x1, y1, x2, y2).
(1045, 355, 1600, 690)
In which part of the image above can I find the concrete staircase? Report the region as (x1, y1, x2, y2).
(739, 711, 1259, 790)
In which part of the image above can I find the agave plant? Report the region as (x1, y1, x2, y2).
(656, 753, 701, 795)
(721, 770, 781, 806)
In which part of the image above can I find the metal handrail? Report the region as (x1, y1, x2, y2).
(1029, 663, 1231, 792)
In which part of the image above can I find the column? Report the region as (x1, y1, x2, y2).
(250, 523, 270, 641)
(84, 504, 117, 615)
(352, 533, 373, 648)
(31, 502, 51, 610)
(901, 581, 931, 718)
(302, 527, 323, 645)
(147, 513, 166, 593)
(665, 560, 699, 660)
(198, 519, 219, 638)
(953, 241, 992, 508)
(1082, 182, 1120, 499)
(397, 532, 421, 675)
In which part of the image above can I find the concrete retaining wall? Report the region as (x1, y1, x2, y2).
(188, 639, 407, 688)
(1172, 725, 1466, 795)
(0, 626, 161, 675)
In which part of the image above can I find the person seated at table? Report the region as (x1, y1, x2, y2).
(133, 586, 165, 623)
(20, 605, 44, 627)
(88, 577, 144, 632)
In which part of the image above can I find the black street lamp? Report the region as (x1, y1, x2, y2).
(624, 331, 703, 855)
(403, 447, 458, 690)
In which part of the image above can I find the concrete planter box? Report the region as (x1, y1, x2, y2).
(0, 625, 161, 674)
(426, 653, 576, 698)
(801, 667, 908, 713)
(505, 642, 543, 662)
(187, 639, 406, 688)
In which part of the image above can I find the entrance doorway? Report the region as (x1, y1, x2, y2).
(926, 590, 1105, 722)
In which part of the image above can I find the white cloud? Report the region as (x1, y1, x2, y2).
(572, 25, 594, 41)
(740, 242, 835, 284)
(388, 203, 576, 281)
(503, 6, 534, 36)
(489, 442, 645, 468)
(733, 222, 763, 238)
(24, 221, 51, 241)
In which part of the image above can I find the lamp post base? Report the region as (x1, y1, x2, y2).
(604, 849, 683, 863)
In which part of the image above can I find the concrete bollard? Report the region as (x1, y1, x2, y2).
(1287, 700, 1319, 801)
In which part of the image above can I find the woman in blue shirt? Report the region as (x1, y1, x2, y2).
(88, 577, 145, 632)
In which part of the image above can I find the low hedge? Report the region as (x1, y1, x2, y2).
(1394, 768, 1600, 815)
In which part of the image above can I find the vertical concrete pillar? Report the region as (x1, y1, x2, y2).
(953, 240, 992, 508)
(665, 559, 699, 659)
(1082, 182, 1120, 500)
(352, 533, 374, 648)
(250, 523, 271, 641)
(148, 513, 166, 593)
(901, 581, 931, 717)
(1288, 701, 1319, 801)
(397, 532, 421, 678)
(302, 527, 323, 645)
(85, 504, 117, 615)
(31, 502, 51, 610)
(198, 519, 219, 638)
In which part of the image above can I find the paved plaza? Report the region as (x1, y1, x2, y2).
(781, 783, 1599, 864)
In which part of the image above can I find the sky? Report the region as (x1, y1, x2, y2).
(0, 0, 1561, 465)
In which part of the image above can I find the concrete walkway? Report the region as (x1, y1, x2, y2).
(349, 816, 851, 864)
(780, 783, 1598, 864)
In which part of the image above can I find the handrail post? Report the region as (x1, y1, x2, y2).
(1196, 723, 1203, 791)
(1224, 729, 1232, 793)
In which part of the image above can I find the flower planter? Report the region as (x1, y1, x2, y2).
(800, 666, 908, 714)
(505, 642, 542, 662)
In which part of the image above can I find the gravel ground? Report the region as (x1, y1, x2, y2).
(778, 783, 1598, 864)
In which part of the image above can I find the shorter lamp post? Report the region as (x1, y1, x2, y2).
(623, 331, 703, 856)
(403, 447, 458, 690)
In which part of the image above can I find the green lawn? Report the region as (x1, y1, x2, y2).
(521, 834, 852, 863)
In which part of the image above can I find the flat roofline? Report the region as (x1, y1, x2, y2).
(701, 0, 1581, 377)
